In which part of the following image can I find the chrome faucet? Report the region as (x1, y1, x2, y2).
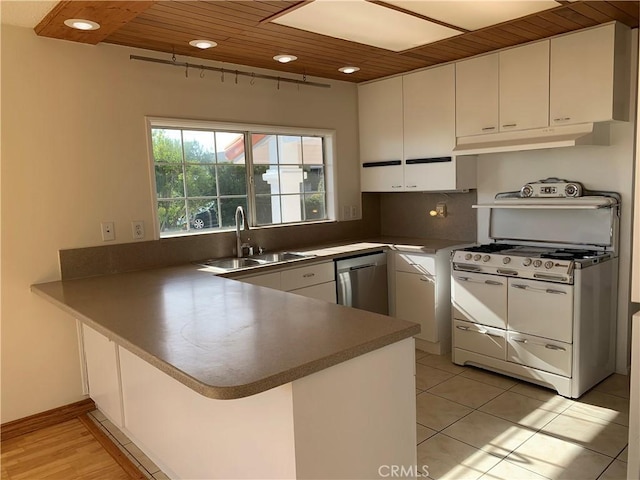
(235, 206, 251, 258)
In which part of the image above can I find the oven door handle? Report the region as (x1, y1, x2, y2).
(545, 288, 567, 295)
(545, 344, 567, 351)
(512, 283, 568, 295)
(455, 276, 503, 286)
(456, 325, 470, 331)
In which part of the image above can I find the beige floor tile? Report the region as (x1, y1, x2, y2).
(594, 374, 630, 399)
(418, 423, 437, 445)
(509, 382, 574, 413)
(617, 446, 628, 463)
(479, 391, 559, 430)
(102, 419, 132, 446)
(416, 349, 431, 360)
(541, 410, 628, 457)
(416, 363, 455, 391)
(568, 390, 630, 427)
(505, 432, 612, 480)
(429, 376, 505, 409)
(442, 411, 536, 458)
(480, 459, 549, 479)
(416, 392, 473, 431)
(124, 443, 161, 474)
(418, 433, 501, 480)
(598, 459, 628, 480)
(418, 352, 467, 375)
(89, 409, 107, 422)
(460, 368, 519, 390)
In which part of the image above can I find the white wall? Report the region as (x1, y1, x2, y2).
(0, 25, 361, 422)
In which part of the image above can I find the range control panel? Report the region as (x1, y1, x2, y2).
(520, 178, 583, 198)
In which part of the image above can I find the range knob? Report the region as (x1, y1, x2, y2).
(545, 261, 554, 269)
(533, 260, 543, 268)
(565, 183, 581, 197)
(465, 253, 472, 260)
(473, 254, 482, 261)
(522, 258, 532, 266)
(503, 257, 511, 264)
(521, 184, 533, 197)
(482, 255, 491, 262)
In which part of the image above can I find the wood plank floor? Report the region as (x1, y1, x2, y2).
(1, 415, 143, 480)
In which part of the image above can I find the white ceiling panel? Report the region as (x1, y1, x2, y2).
(272, 0, 461, 52)
(387, 0, 561, 30)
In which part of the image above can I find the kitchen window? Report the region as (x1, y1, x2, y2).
(147, 118, 335, 238)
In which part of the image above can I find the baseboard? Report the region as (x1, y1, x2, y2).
(79, 414, 146, 479)
(1, 397, 96, 441)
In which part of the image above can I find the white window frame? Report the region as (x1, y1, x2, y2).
(145, 117, 337, 239)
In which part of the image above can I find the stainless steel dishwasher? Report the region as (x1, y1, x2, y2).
(335, 251, 388, 315)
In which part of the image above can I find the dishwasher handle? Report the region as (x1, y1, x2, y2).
(349, 263, 376, 271)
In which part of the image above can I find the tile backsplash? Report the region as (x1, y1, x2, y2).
(378, 191, 477, 241)
(59, 191, 478, 280)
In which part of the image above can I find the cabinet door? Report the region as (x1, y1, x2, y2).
(361, 161, 404, 192)
(289, 281, 337, 303)
(550, 23, 627, 125)
(82, 324, 123, 427)
(500, 41, 549, 132)
(395, 271, 436, 342)
(404, 65, 455, 159)
(456, 54, 499, 137)
(358, 77, 403, 163)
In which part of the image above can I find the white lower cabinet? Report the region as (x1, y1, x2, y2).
(237, 261, 337, 303)
(289, 282, 337, 303)
(395, 271, 436, 342)
(81, 324, 124, 427)
(392, 251, 453, 354)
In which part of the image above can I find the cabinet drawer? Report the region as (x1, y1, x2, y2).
(395, 253, 436, 276)
(507, 331, 572, 377)
(281, 262, 335, 291)
(453, 319, 506, 360)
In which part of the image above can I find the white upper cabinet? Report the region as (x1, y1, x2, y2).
(499, 40, 549, 132)
(550, 23, 631, 126)
(403, 64, 475, 191)
(404, 64, 455, 159)
(455, 54, 499, 137)
(457, 41, 550, 137)
(359, 77, 404, 192)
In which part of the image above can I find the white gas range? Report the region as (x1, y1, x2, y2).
(451, 178, 620, 398)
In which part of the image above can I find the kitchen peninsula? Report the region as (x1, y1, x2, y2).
(32, 262, 420, 479)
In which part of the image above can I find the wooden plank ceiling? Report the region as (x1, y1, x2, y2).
(35, 0, 639, 83)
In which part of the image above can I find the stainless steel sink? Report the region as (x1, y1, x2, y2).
(251, 252, 313, 263)
(198, 251, 315, 272)
(200, 257, 264, 270)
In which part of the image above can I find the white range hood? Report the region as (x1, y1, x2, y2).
(453, 122, 610, 155)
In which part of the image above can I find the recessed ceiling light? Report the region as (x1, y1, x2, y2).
(189, 39, 217, 49)
(63, 18, 100, 31)
(273, 54, 298, 64)
(339, 66, 360, 74)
